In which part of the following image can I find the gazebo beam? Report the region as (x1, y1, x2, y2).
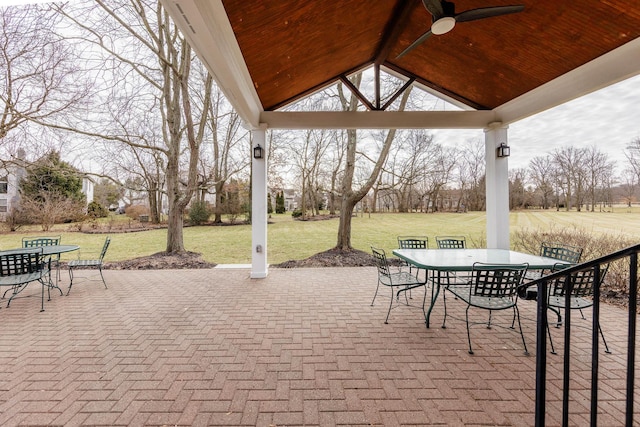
(260, 110, 496, 130)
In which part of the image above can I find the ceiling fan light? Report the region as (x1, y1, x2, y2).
(431, 16, 456, 35)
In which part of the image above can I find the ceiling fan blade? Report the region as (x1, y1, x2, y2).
(422, 0, 444, 19)
(455, 5, 524, 23)
(396, 29, 433, 59)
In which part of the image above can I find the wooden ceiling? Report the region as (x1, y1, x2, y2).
(219, 0, 640, 111)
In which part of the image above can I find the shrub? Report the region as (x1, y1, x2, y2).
(188, 201, 211, 225)
(291, 209, 303, 218)
(125, 204, 148, 220)
(3, 207, 27, 232)
(87, 201, 108, 218)
(512, 225, 636, 304)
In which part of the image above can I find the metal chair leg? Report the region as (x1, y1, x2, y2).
(384, 287, 395, 324)
(598, 324, 611, 354)
(98, 267, 107, 289)
(465, 306, 474, 355)
(514, 306, 528, 355)
(371, 282, 380, 306)
(441, 290, 448, 329)
(546, 317, 557, 355)
(66, 267, 75, 296)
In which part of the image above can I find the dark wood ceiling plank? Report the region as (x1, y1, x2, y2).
(221, 0, 640, 111)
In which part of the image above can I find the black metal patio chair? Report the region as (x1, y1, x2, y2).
(0, 248, 51, 312)
(442, 262, 529, 355)
(371, 246, 427, 325)
(397, 236, 430, 300)
(67, 237, 111, 295)
(22, 235, 62, 285)
(435, 236, 466, 249)
(519, 241, 583, 300)
(546, 264, 611, 354)
(435, 236, 468, 285)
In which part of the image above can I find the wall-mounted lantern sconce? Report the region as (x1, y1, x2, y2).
(253, 144, 263, 159)
(496, 142, 510, 158)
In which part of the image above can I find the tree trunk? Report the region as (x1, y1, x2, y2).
(214, 180, 224, 223)
(336, 197, 357, 249)
(148, 186, 159, 223)
(166, 200, 184, 252)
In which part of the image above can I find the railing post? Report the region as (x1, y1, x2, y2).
(626, 253, 637, 427)
(562, 275, 572, 426)
(591, 265, 601, 426)
(535, 278, 548, 427)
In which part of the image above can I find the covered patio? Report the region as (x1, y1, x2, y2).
(161, 0, 640, 278)
(0, 268, 636, 426)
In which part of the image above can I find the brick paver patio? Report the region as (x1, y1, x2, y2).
(0, 267, 637, 426)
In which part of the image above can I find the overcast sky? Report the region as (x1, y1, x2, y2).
(433, 74, 640, 172)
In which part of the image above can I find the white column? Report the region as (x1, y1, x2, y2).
(484, 123, 510, 249)
(251, 125, 268, 278)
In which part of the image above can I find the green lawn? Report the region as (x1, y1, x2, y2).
(1, 209, 639, 264)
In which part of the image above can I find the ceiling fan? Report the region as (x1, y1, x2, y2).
(396, 0, 525, 59)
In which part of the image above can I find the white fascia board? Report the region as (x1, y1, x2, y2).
(495, 37, 640, 126)
(161, 0, 263, 128)
(260, 110, 496, 130)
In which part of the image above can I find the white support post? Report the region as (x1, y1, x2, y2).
(484, 123, 510, 249)
(251, 125, 268, 278)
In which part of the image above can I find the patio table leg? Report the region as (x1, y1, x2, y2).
(424, 271, 442, 328)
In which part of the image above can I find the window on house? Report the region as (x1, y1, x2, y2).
(0, 198, 7, 213)
(0, 176, 7, 194)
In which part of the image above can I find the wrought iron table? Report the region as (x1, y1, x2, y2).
(391, 248, 571, 327)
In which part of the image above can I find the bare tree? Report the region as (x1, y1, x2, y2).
(553, 146, 592, 211)
(457, 139, 485, 211)
(0, 4, 87, 155)
(53, 0, 210, 253)
(334, 75, 412, 250)
(322, 130, 345, 215)
(383, 130, 434, 212)
(509, 168, 529, 210)
(198, 83, 249, 223)
(624, 137, 640, 198)
(419, 144, 456, 212)
(583, 145, 612, 212)
(20, 189, 84, 231)
(619, 168, 637, 207)
(291, 129, 331, 218)
(528, 155, 555, 209)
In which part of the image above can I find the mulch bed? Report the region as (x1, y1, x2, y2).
(104, 251, 216, 270)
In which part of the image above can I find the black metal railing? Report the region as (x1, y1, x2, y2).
(528, 243, 639, 427)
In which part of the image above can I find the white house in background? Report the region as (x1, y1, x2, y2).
(0, 163, 26, 219)
(82, 177, 94, 206)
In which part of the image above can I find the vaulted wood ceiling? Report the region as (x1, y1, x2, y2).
(221, 0, 640, 111)
(164, 0, 640, 128)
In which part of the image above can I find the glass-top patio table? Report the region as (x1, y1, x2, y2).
(392, 248, 571, 327)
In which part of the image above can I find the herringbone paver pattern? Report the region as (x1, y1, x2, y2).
(0, 267, 637, 426)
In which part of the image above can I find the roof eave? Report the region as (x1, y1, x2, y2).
(161, 0, 264, 129)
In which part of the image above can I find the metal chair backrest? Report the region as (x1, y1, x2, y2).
(540, 242, 583, 264)
(99, 237, 111, 261)
(549, 264, 609, 300)
(436, 236, 466, 249)
(0, 248, 44, 276)
(371, 246, 391, 279)
(397, 236, 428, 249)
(471, 263, 528, 298)
(22, 236, 60, 248)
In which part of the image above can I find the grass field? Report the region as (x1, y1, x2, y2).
(1, 209, 639, 264)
